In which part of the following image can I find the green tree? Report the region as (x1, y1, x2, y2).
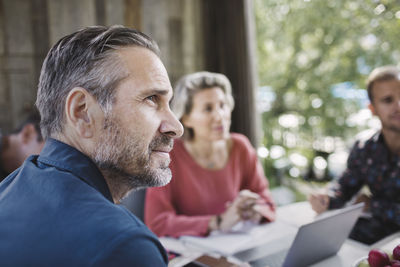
(255, 0, 400, 187)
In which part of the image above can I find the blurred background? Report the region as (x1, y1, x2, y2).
(0, 0, 399, 204)
(0, 0, 260, 144)
(254, 0, 400, 204)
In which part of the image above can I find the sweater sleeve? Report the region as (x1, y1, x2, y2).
(145, 185, 212, 238)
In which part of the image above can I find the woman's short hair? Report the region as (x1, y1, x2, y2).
(367, 65, 400, 102)
(171, 71, 235, 140)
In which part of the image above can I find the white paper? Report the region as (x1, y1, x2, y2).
(180, 220, 297, 256)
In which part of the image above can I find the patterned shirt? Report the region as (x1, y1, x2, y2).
(329, 130, 400, 227)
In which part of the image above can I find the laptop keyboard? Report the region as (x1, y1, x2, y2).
(249, 249, 288, 267)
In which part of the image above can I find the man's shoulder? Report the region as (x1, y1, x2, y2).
(88, 205, 154, 241)
(0, 170, 166, 265)
(92, 216, 167, 265)
(353, 129, 381, 150)
(86, 205, 168, 265)
(66, 199, 159, 251)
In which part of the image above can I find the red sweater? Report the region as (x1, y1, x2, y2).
(145, 133, 276, 237)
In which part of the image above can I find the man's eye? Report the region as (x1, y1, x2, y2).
(146, 95, 157, 103)
(382, 97, 393, 103)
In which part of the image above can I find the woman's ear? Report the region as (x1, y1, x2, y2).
(64, 87, 101, 138)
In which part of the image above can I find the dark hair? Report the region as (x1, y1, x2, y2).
(12, 108, 42, 141)
(366, 66, 400, 102)
(36, 25, 160, 139)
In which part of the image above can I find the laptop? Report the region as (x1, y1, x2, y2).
(233, 203, 364, 267)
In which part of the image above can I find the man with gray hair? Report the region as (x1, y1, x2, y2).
(0, 25, 183, 266)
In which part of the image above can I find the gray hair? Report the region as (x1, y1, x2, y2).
(36, 25, 160, 139)
(171, 71, 234, 140)
(367, 65, 400, 102)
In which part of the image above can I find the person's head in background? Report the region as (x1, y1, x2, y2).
(171, 71, 235, 142)
(0, 109, 44, 176)
(367, 65, 400, 134)
(36, 25, 183, 201)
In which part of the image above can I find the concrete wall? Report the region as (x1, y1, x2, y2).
(0, 0, 258, 145)
(0, 0, 38, 132)
(0, 0, 205, 132)
(140, 0, 204, 83)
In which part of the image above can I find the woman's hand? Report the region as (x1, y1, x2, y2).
(209, 190, 262, 232)
(237, 190, 263, 223)
(252, 201, 275, 222)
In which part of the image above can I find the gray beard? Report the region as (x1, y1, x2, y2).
(92, 115, 173, 192)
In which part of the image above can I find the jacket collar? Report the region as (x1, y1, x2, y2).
(37, 138, 113, 202)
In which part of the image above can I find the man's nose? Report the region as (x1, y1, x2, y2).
(159, 109, 184, 138)
(394, 99, 400, 109)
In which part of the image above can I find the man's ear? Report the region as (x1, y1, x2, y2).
(64, 87, 101, 138)
(368, 102, 376, 116)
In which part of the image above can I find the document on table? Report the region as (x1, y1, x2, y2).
(179, 220, 297, 256)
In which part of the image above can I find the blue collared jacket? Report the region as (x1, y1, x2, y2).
(0, 138, 168, 266)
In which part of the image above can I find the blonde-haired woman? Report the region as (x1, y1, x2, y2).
(145, 71, 276, 237)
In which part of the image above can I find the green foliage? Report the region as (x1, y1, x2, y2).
(255, 0, 400, 186)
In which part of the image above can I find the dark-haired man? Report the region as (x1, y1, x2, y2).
(0, 26, 183, 266)
(0, 110, 43, 180)
(309, 66, 400, 245)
